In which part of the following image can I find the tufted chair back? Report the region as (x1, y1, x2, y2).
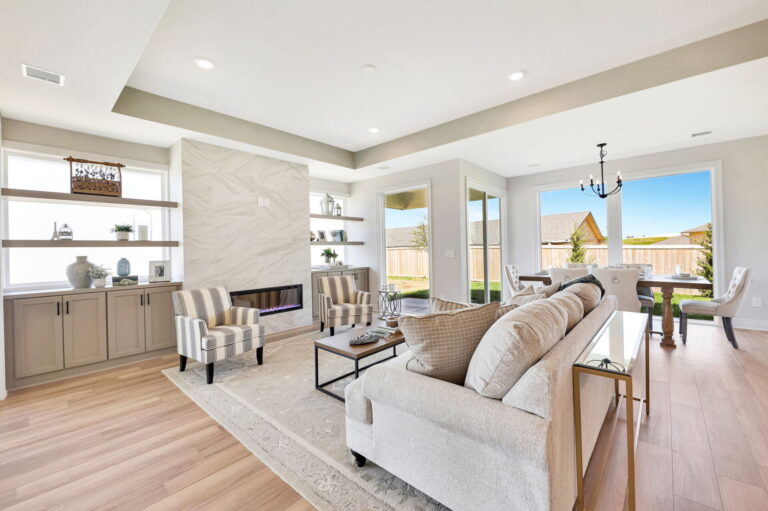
(713, 267, 751, 317)
(504, 264, 524, 296)
(549, 267, 588, 286)
(592, 268, 641, 312)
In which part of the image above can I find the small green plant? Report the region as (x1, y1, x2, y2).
(320, 248, 338, 261)
(111, 224, 134, 233)
(88, 265, 111, 279)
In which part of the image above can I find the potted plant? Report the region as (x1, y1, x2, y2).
(88, 265, 111, 288)
(320, 248, 338, 264)
(111, 224, 133, 241)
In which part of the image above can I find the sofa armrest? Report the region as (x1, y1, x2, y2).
(175, 316, 209, 359)
(352, 290, 372, 305)
(318, 292, 333, 322)
(361, 364, 547, 457)
(230, 306, 261, 325)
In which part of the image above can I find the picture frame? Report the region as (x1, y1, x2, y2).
(316, 230, 326, 241)
(148, 260, 171, 282)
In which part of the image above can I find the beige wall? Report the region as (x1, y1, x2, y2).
(175, 139, 312, 333)
(507, 134, 768, 330)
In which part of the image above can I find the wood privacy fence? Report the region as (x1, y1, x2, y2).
(387, 244, 704, 281)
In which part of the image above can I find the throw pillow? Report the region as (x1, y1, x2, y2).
(548, 291, 584, 331)
(506, 292, 546, 306)
(401, 302, 500, 384)
(534, 280, 561, 298)
(465, 298, 569, 398)
(559, 274, 605, 297)
(428, 296, 472, 313)
(560, 282, 602, 314)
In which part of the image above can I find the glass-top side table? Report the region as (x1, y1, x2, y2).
(573, 310, 649, 511)
(378, 289, 402, 319)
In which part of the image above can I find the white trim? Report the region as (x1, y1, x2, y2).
(377, 179, 433, 294)
(733, 317, 768, 332)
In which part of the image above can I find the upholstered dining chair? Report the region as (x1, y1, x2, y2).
(680, 266, 751, 348)
(173, 287, 265, 384)
(318, 275, 373, 336)
(503, 264, 524, 298)
(592, 268, 641, 312)
(623, 263, 661, 335)
(548, 267, 588, 285)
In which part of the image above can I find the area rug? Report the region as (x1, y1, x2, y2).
(163, 331, 447, 511)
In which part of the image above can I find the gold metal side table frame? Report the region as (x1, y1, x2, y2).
(573, 311, 650, 511)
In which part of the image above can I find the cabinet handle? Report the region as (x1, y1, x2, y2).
(56, 302, 60, 316)
(147, 294, 151, 306)
(66, 301, 69, 315)
(140, 294, 144, 306)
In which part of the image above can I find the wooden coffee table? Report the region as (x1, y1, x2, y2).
(314, 328, 405, 402)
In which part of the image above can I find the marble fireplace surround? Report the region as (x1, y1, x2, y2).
(175, 138, 312, 334)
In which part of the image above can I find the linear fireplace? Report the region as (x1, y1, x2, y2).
(230, 284, 303, 316)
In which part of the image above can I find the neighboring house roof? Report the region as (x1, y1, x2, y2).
(386, 226, 420, 247)
(652, 235, 693, 245)
(386, 219, 501, 248)
(681, 223, 709, 235)
(540, 212, 605, 244)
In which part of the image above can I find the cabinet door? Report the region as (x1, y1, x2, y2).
(63, 293, 107, 368)
(107, 288, 146, 359)
(12, 296, 64, 378)
(145, 287, 177, 351)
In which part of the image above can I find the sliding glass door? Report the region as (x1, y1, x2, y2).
(468, 187, 502, 304)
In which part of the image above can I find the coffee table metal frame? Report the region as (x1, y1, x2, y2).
(314, 338, 404, 402)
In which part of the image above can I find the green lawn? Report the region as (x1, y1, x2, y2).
(622, 237, 669, 245)
(652, 292, 712, 320)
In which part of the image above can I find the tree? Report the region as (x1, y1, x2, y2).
(567, 224, 587, 263)
(696, 222, 713, 297)
(411, 218, 429, 252)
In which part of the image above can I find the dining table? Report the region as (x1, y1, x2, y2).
(519, 273, 713, 349)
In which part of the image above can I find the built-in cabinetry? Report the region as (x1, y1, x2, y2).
(4, 282, 180, 389)
(310, 267, 369, 319)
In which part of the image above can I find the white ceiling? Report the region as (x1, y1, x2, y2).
(1, 1, 768, 183)
(129, 0, 768, 151)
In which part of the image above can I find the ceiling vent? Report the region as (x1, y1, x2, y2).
(21, 64, 65, 86)
(691, 130, 712, 138)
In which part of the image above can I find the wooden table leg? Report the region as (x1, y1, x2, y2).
(660, 287, 677, 349)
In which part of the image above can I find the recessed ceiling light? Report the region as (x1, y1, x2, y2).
(368, 127, 380, 134)
(193, 57, 215, 70)
(361, 64, 377, 75)
(508, 70, 526, 81)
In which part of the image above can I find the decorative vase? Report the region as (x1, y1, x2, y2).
(66, 256, 95, 289)
(324, 256, 332, 264)
(92, 277, 107, 288)
(117, 258, 131, 276)
(319, 194, 335, 215)
(115, 231, 130, 241)
(137, 225, 149, 241)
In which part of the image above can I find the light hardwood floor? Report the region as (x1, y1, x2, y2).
(1, 323, 767, 510)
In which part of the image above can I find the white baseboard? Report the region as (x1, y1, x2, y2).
(734, 317, 768, 332)
(0, 388, 7, 401)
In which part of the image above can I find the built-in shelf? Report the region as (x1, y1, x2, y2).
(2, 240, 179, 248)
(310, 241, 364, 246)
(1, 188, 179, 209)
(310, 213, 364, 222)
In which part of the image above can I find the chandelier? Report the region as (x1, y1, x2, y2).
(580, 143, 622, 198)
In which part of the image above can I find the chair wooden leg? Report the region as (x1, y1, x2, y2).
(179, 355, 187, 372)
(206, 363, 214, 384)
(722, 317, 739, 348)
(330, 327, 335, 336)
(256, 346, 263, 365)
(320, 321, 324, 332)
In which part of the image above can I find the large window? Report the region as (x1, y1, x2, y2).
(539, 187, 607, 269)
(3, 152, 168, 288)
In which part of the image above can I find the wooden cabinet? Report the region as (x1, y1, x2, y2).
(63, 293, 107, 368)
(311, 267, 369, 319)
(107, 288, 146, 359)
(12, 296, 64, 378)
(145, 286, 176, 351)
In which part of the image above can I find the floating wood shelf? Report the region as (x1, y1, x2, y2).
(2, 240, 179, 248)
(310, 241, 364, 246)
(1, 188, 178, 209)
(310, 214, 363, 222)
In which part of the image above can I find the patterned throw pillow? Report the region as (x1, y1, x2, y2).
(400, 302, 500, 384)
(428, 296, 472, 312)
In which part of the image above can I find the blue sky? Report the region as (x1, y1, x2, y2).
(540, 171, 711, 238)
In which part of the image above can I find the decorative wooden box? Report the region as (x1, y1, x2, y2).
(66, 156, 124, 197)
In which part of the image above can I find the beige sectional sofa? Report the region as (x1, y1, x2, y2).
(345, 290, 618, 511)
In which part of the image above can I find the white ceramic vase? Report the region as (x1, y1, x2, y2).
(115, 231, 130, 241)
(92, 278, 107, 288)
(65, 256, 95, 289)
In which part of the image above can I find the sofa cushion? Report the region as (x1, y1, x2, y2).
(327, 303, 373, 318)
(560, 282, 602, 314)
(534, 280, 561, 298)
(202, 324, 265, 349)
(464, 297, 569, 399)
(548, 291, 584, 332)
(400, 302, 500, 384)
(428, 297, 471, 312)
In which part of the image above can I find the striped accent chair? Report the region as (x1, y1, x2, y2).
(318, 275, 373, 336)
(172, 287, 266, 384)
